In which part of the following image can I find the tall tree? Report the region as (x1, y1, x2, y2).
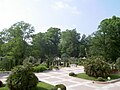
(0, 21, 34, 66)
(59, 29, 80, 57)
(45, 27, 61, 57)
(90, 16, 120, 62)
(32, 32, 46, 60)
(32, 27, 61, 63)
(79, 34, 87, 57)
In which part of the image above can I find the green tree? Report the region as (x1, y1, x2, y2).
(32, 32, 46, 61)
(90, 16, 120, 62)
(59, 29, 80, 57)
(45, 27, 61, 57)
(79, 34, 88, 57)
(32, 27, 61, 67)
(0, 21, 34, 66)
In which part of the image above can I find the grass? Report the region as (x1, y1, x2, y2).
(0, 82, 54, 90)
(75, 73, 120, 81)
(0, 86, 7, 90)
(110, 73, 120, 80)
(76, 73, 97, 81)
(36, 82, 54, 90)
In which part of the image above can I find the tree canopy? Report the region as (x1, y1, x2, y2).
(90, 16, 120, 62)
(0, 16, 120, 70)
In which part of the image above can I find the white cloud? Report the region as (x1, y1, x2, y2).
(52, 0, 80, 15)
(52, 1, 69, 9)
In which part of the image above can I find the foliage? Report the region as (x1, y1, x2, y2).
(32, 32, 47, 60)
(0, 21, 34, 67)
(53, 84, 66, 90)
(90, 16, 120, 62)
(116, 57, 120, 70)
(32, 28, 61, 68)
(109, 74, 120, 80)
(79, 34, 90, 58)
(0, 82, 54, 90)
(84, 56, 111, 77)
(33, 65, 48, 72)
(69, 72, 76, 76)
(0, 56, 14, 71)
(53, 66, 59, 70)
(32, 27, 60, 61)
(0, 16, 120, 69)
(23, 56, 38, 65)
(59, 29, 80, 57)
(61, 53, 70, 67)
(45, 27, 61, 57)
(7, 64, 38, 90)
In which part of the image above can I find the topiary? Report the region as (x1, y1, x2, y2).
(84, 56, 111, 77)
(33, 65, 48, 72)
(54, 84, 66, 90)
(0, 80, 3, 87)
(53, 66, 59, 70)
(7, 64, 38, 90)
(69, 72, 76, 76)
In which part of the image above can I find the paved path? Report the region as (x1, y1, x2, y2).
(35, 66, 120, 90)
(1, 66, 120, 90)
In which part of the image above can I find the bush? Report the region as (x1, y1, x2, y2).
(84, 56, 111, 77)
(96, 77, 106, 81)
(116, 57, 120, 71)
(111, 63, 118, 74)
(7, 64, 38, 90)
(33, 65, 48, 72)
(53, 66, 59, 70)
(69, 72, 76, 76)
(0, 80, 3, 87)
(48, 66, 53, 70)
(53, 84, 66, 90)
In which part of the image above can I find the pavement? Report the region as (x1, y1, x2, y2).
(1, 66, 120, 90)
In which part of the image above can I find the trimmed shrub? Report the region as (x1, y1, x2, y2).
(84, 56, 111, 77)
(33, 65, 48, 72)
(7, 64, 38, 90)
(0, 80, 3, 87)
(97, 77, 106, 81)
(53, 66, 59, 70)
(54, 84, 66, 90)
(69, 72, 76, 76)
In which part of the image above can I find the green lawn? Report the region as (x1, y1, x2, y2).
(36, 82, 54, 90)
(0, 82, 54, 90)
(76, 73, 120, 81)
(76, 73, 97, 81)
(110, 73, 120, 80)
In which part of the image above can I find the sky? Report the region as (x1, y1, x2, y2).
(0, 0, 120, 35)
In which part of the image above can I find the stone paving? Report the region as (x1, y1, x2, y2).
(35, 66, 120, 90)
(1, 66, 120, 90)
